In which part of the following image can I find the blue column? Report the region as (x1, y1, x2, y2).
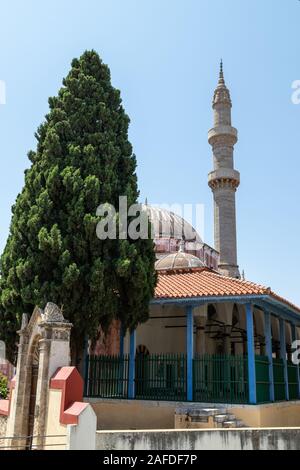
(246, 303, 257, 404)
(291, 323, 300, 399)
(264, 311, 274, 402)
(279, 318, 289, 401)
(119, 324, 124, 357)
(83, 335, 89, 397)
(118, 324, 125, 396)
(128, 329, 136, 399)
(186, 305, 194, 402)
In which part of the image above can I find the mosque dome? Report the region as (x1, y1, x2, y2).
(140, 204, 219, 271)
(155, 250, 205, 271)
(142, 204, 202, 243)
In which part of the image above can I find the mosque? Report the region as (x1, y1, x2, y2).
(2, 63, 300, 451)
(85, 63, 300, 417)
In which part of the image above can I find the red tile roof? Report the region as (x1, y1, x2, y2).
(154, 268, 300, 313)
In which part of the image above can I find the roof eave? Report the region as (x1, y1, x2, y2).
(151, 294, 300, 324)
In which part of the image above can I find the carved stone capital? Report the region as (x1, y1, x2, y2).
(39, 322, 72, 341)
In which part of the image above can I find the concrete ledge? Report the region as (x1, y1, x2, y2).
(96, 428, 300, 450)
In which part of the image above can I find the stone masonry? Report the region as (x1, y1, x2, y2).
(208, 61, 240, 279)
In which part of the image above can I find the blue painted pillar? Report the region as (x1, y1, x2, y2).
(119, 324, 124, 357)
(83, 335, 89, 397)
(118, 324, 125, 396)
(128, 329, 136, 399)
(186, 305, 194, 402)
(246, 303, 257, 404)
(279, 318, 289, 401)
(291, 323, 300, 398)
(264, 311, 274, 402)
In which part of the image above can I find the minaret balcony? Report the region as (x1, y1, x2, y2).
(208, 125, 238, 146)
(208, 168, 240, 190)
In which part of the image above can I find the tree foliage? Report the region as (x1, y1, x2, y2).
(0, 50, 156, 362)
(0, 373, 8, 399)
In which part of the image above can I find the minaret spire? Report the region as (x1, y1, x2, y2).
(208, 63, 240, 278)
(219, 59, 224, 84)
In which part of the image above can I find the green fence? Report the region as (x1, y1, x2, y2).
(255, 355, 270, 403)
(273, 358, 286, 401)
(193, 354, 248, 404)
(287, 362, 299, 400)
(84, 353, 299, 404)
(84, 354, 129, 398)
(135, 353, 186, 401)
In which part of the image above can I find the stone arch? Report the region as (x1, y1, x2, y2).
(5, 303, 72, 449)
(27, 333, 42, 447)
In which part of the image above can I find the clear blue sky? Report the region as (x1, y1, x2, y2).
(0, 0, 299, 304)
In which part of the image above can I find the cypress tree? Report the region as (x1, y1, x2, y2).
(0, 50, 156, 363)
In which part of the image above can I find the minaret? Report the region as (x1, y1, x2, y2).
(208, 61, 240, 278)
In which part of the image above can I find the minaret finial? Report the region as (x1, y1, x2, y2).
(219, 59, 225, 84)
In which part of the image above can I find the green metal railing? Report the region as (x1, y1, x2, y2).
(255, 355, 270, 403)
(193, 354, 248, 404)
(84, 353, 299, 404)
(135, 353, 186, 401)
(84, 354, 129, 398)
(273, 358, 286, 401)
(287, 361, 299, 400)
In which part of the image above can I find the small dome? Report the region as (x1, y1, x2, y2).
(155, 251, 205, 271)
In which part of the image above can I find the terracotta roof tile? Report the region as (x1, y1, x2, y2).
(154, 268, 300, 313)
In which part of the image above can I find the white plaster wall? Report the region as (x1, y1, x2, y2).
(125, 305, 188, 355)
(48, 341, 70, 379)
(66, 405, 97, 450)
(0, 415, 7, 448)
(5, 388, 15, 438)
(44, 389, 67, 450)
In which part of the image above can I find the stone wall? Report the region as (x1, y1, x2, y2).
(96, 428, 300, 451)
(88, 399, 176, 430)
(88, 399, 300, 431)
(0, 415, 7, 448)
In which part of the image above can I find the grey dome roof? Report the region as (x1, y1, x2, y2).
(155, 251, 205, 271)
(142, 204, 202, 243)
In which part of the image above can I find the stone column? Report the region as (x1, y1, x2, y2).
(5, 314, 31, 449)
(223, 325, 232, 355)
(196, 324, 206, 355)
(194, 305, 207, 356)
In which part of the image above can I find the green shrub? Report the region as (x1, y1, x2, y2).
(0, 372, 8, 399)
